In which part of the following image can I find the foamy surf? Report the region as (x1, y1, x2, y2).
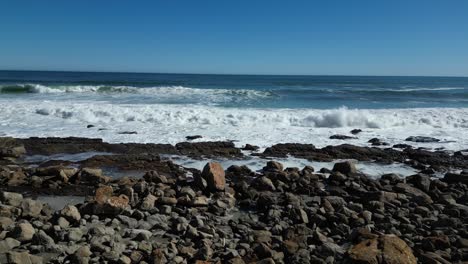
(1, 99, 467, 150)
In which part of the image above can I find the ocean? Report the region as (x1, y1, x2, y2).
(0, 70, 467, 150)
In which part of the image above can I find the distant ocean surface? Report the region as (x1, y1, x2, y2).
(1, 70, 467, 150)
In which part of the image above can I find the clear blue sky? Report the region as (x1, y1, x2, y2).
(1, 0, 467, 76)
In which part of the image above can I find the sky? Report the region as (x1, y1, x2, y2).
(1, 0, 467, 76)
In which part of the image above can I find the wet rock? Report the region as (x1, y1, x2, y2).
(186, 135, 202, 140)
(118, 131, 138, 134)
(392, 143, 412, 149)
(330, 134, 357, 140)
(263, 161, 284, 172)
(241, 144, 259, 151)
(405, 136, 440, 143)
(350, 129, 362, 135)
(198, 162, 226, 192)
(332, 161, 357, 175)
(348, 235, 417, 264)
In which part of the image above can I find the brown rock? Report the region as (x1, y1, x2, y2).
(348, 235, 417, 264)
(94, 186, 113, 204)
(200, 162, 225, 192)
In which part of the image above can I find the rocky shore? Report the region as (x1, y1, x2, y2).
(0, 137, 467, 263)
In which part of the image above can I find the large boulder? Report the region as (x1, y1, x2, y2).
(198, 162, 225, 192)
(348, 234, 417, 264)
(332, 161, 357, 175)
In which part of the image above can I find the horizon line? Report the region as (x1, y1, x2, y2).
(0, 68, 467, 78)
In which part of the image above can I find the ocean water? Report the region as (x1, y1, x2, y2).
(0, 70, 467, 150)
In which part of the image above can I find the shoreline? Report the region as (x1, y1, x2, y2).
(0, 136, 467, 263)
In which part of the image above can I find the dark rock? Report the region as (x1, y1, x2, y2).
(332, 161, 357, 175)
(405, 136, 440, 143)
(186, 135, 202, 140)
(241, 144, 259, 151)
(406, 174, 431, 192)
(350, 129, 362, 135)
(263, 161, 284, 172)
(330, 134, 357, 140)
(118, 131, 138, 134)
(86, 125, 95, 128)
(393, 144, 412, 149)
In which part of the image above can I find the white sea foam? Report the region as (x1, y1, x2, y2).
(0, 83, 273, 98)
(0, 98, 467, 151)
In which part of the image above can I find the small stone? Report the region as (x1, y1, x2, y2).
(141, 194, 157, 210)
(68, 228, 83, 241)
(60, 205, 81, 222)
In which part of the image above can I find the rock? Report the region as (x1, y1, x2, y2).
(143, 171, 167, 184)
(95, 185, 113, 204)
(0, 137, 26, 158)
(7, 251, 34, 264)
(11, 222, 35, 242)
(199, 162, 226, 192)
(86, 125, 95, 128)
(263, 161, 284, 172)
(141, 194, 157, 210)
(406, 174, 431, 192)
(330, 134, 357, 140)
(393, 144, 412, 149)
(21, 199, 43, 218)
(241, 144, 259, 151)
(332, 161, 357, 175)
(0, 192, 23, 207)
(0, 216, 13, 230)
(348, 235, 417, 264)
(68, 228, 83, 241)
(443, 172, 468, 184)
(60, 205, 81, 222)
(0, 237, 20, 253)
(186, 135, 202, 140)
(118, 131, 138, 134)
(405, 136, 440, 143)
(92, 194, 130, 216)
(350, 129, 362, 135)
(33, 230, 55, 247)
(74, 168, 110, 184)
